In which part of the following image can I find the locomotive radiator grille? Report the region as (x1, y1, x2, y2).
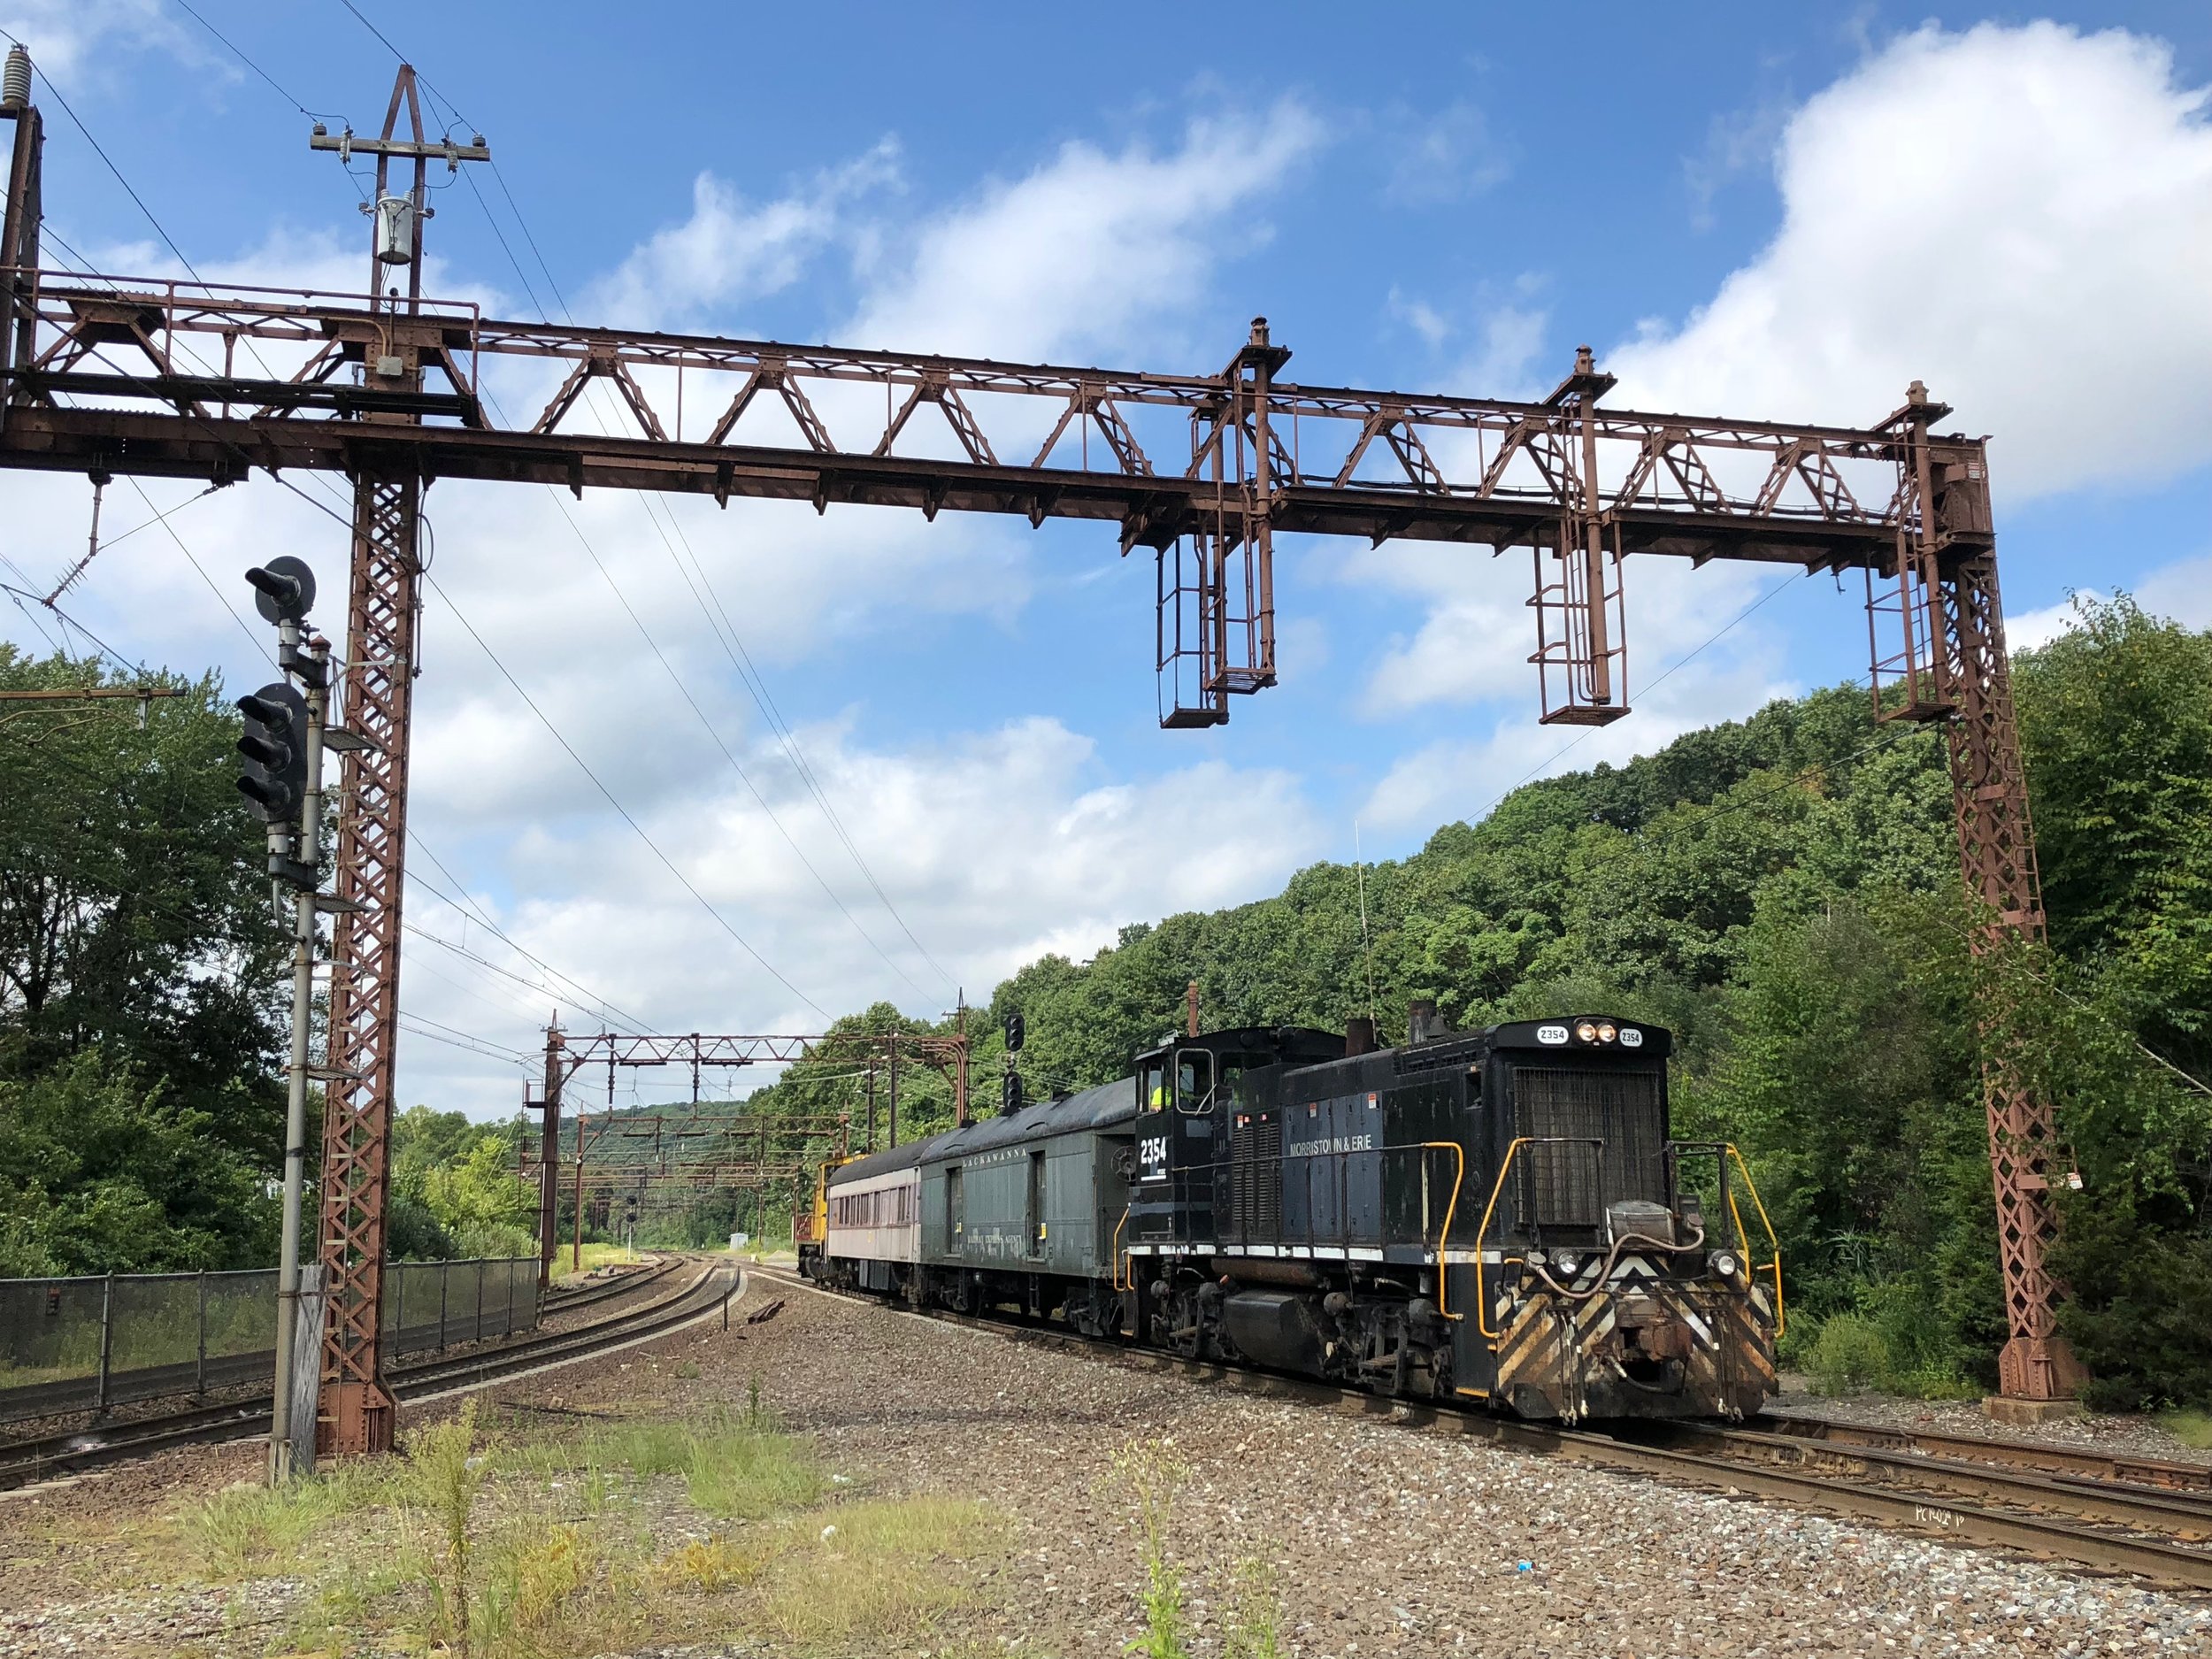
(1228, 1114, 1282, 1241)
(1510, 1066, 1666, 1228)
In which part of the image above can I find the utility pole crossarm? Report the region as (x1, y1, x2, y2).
(308, 133, 489, 162)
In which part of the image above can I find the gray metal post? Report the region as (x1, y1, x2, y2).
(269, 632, 329, 1483)
(195, 1271, 207, 1395)
(474, 1259, 485, 1341)
(439, 1258, 449, 1350)
(94, 1273, 113, 1413)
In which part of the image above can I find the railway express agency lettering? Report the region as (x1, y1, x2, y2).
(1286, 1132, 1376, 1157)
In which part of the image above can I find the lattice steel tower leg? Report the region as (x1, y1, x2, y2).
(1937, 545, 2083, 1403)
(315, 472, 420, 1455)
(1878, 392, 2083, 1404)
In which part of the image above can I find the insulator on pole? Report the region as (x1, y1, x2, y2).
(2, 45, 31, 111)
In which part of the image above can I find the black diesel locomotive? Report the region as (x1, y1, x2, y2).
(805, 1010, 1780, 1421)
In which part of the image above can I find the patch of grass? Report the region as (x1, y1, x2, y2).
(191, 1462, 397, 1579)
(2160, 1409, 2212, 1448)
(1112, 1439, 1194, 1659)
(648, 1531, 783, 1594)
(170, 1398, 1001, 1658)
(758, 1496, 1001, 1649)
(553, 1242, 640, 1282)
(544, 1408, 825, 1519)
(1224, 1555, 1287, 1659)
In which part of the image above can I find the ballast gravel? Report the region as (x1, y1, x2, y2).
(2, 1267, 2208, 1657)
(711, 1277, 2212, 1658)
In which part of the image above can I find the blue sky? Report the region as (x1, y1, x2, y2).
(3, 3, 2208, 1115)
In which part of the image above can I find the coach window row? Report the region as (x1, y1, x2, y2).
(832, 1188, 915, 1228)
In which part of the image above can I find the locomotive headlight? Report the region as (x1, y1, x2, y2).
(1596, 1022, 1617, 1043)
(1574, 1019, 1599, 1043)
(1712, 1250, 1741, 1279)
(1553, 1252, 1580, 1278)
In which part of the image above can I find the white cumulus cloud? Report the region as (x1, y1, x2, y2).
(1610, 22, 2212, 498)
(848, 102, 1325, 364)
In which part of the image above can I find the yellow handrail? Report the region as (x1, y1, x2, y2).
(1110, 1208, 1131, 1293)
(1721, 1143, 1784, 1337)
(1420, 1141, 1469, 1324)
(1470, 1136, 1535, 1340)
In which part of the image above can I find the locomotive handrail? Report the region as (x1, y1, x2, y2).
(1664, 1139, 1786, 1336)
(1724, 1143, 1784, 1337)
(1161, 1140, 1468, 1256)
(1418, 1141, 1469, 1323)
(1110, 1208, 1132, 1292)
(1471, 1136, 1607, 1340)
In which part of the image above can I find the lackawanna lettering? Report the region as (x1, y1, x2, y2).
(1286, 1133, 1376, 1156)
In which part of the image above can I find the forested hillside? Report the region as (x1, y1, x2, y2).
(4, 600, 2206, 1406)
(748, 596, 2212, 1407)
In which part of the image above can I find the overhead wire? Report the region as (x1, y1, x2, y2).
(422, 567, 833, 1020)
(72, 464, 660, 1056)
(1460, 566, 1811, 827)
(404, 837, 654, 1033)
(376, 18, 960, 1003)
(446, 204, 956, 1000)
(62, 3, 952, 1016)
(172, 2, 343, 122)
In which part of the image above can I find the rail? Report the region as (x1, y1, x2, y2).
(0, 1257, 733, 1489)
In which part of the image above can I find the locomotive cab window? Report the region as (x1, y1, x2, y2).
(1140, 1055, 1169, 1113)
(1177, 1050, 1214, 1113)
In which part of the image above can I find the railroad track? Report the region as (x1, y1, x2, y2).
(0, 1256, 740, 1491)
(760, 1265, 2212, 1594)
(540, 1253, 683, 1317)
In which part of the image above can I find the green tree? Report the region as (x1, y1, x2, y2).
(0, 1048, 277, 1275)
(0, 647, 288, 1161)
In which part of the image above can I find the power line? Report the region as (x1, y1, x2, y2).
(98, 478, 660, 1044)
(452, 175, 958, 1000)
(403, 846, 654, 1034)
(1459, 567, 1810, 829)
(195, 5, 956, 1010)
(422, 568, 832, 1020)
(398, 1015, 533, 1069)
(351, 5, 954, 1003)
(536, 481, 938, 1002)
(173, 1, 342, 121)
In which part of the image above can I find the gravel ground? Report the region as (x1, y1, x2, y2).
(695, 1274, 2212, 1658)
(3, 1270, 2208, 1657)
(1765, 1379, 2212, 1468)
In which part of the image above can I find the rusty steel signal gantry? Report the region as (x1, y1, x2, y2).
(0, 62, 2078, 1433)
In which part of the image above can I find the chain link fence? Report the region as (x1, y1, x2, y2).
(0, 1259, 541, 1424)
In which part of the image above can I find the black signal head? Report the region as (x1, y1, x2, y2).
(234, 680, 309, 826)
(245, 556, 316, 625)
